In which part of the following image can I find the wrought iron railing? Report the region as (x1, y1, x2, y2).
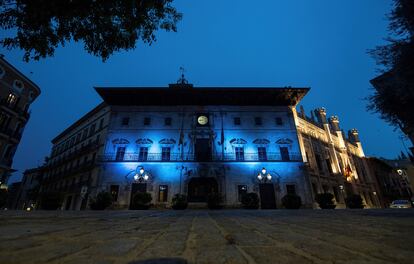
(99, 152, 302, 162)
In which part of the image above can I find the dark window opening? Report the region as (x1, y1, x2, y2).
(235, 147, 244, 161)
(144, 117, 151, 126)
(315, 154, 323, 171)
(234, 117, 241, 125)
(164, 117, 172, 126)
(280, 147, 290, 161)
(258, 147, 267, 161)
(162, 147, 171, 161)
(276, 117, 283, 126)
(254, 117, 262, 126)
(115, 147, 125, 161)
(139, 147, 148, 161)
(121, 117, 130, 126)
(325, 158, 333, 174)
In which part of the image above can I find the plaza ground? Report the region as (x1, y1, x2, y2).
(0, 209, 413, 264)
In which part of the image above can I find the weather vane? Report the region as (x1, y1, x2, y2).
(177, 66, 188, 84)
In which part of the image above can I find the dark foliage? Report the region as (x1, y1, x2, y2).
(171, 194, 188, 210)
(39, 192, 63, 210)
(281, 194, 302, 209)
(315, 193, 336, 209)
(90, 191, 113, 210)
(241, 192, 259, 209)
(131, 192, 152, 210)
(0, 0, 182, 61)
(345, 194, 364, 209)
(207, 193, 223, 210)
(368, 0, 414, 144)
(0, 189, 7, 208)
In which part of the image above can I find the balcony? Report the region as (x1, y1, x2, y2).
(99, 152, 302, 162)
(0, 99, 31, 119)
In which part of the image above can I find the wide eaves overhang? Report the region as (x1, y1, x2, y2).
(94, 86, 309, 106)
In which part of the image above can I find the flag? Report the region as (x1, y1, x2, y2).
(220, 126, 224, 145)
(344, 163, 352, 177)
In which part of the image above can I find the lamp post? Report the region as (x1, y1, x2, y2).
(257, 167, 272, 183)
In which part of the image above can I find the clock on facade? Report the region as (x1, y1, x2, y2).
(197, 115, 209, 126)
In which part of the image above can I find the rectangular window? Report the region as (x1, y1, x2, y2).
(254, 117, 262, 126)
(235, 147, 244, 161)
(139, 147, 148, 161)
(286, 184, 296, 195)
(121, 117, 129, 126)
(99, 118, 104, 129)
(280, 147, 290, 161)
(258, 147, 267, 161)
(115, 146, 125, 161)
(238, 185, 247, 202)
(144, 117, 151, 126)
(315, 154, 323, 171)
(325, 158, 333, 174)
(76, 133, 81, 143)
(275, 117, 283, 126)
(161, 147, 171, 161)
(89, 124, 96, 136)
(158, 185, 168, 202)
(6, 93, 18, 107)
(110, 185, 119, 201)
(234, 117, 241, 125)
(82, 129, 88, 140)
(164, 117, 172, 126)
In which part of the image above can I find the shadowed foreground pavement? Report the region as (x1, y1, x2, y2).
(0, 209, 413, 264)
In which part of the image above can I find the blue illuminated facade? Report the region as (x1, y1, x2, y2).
(94, 85, 314, 208)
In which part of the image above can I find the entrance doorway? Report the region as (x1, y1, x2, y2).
(195, 139, 211, 161)
(259, 184, 277, 209)
(129, 183, 147, 209)
(188, 177, 218, 202)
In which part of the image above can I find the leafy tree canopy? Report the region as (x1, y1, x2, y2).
(0, 0, 181, 61)
(369, 0, 414, 143)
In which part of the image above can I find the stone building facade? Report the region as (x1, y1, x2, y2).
(40, 82, 380, 209)
(296, 107, 381, 208)
(40, 103, 111, 210)
(0, 56, 41, 186)
(14, 166, 44, 210)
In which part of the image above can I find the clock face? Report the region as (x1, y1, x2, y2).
(197, 115, 209, 125)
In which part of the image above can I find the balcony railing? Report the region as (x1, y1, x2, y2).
(99, 152, 302, 162)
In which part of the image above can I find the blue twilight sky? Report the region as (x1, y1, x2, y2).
(1, 0, 411, 182)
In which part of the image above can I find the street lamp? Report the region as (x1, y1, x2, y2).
(133, 166, 149, 183)
(257, 167, 272, 183)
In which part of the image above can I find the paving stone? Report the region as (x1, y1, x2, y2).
(0, 209, 413, 264)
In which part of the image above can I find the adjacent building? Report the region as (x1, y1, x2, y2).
(0, 56, 41, 186)
(13, 166, 45, 210)
(367, 157, 413, 208)
(39, 80, 380, 209)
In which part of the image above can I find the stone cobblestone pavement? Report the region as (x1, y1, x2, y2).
(0, 209, 413, 264)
